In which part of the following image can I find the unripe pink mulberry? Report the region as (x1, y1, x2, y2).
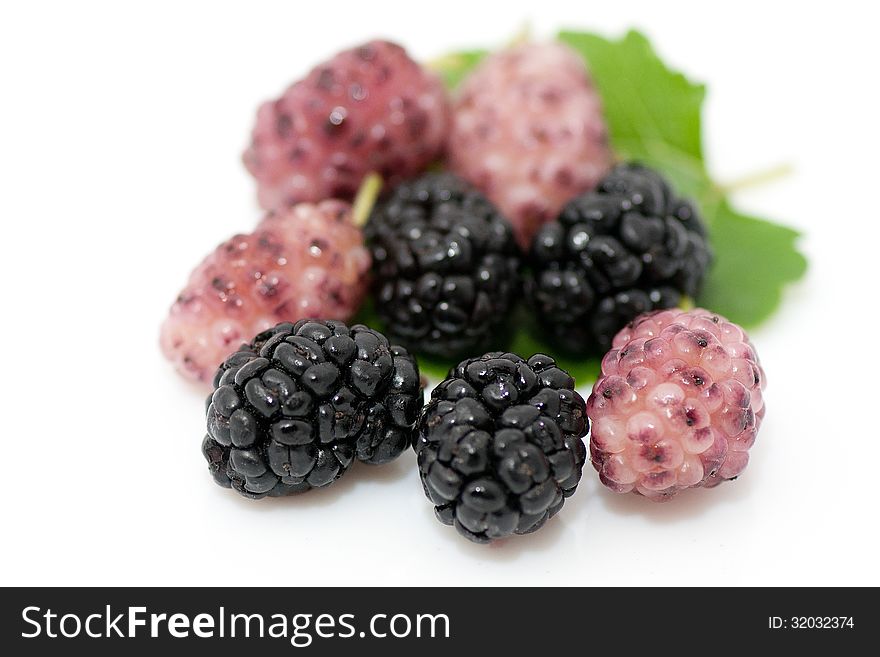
(587, 308, 766, 500)
(160, 201, 370, 383)
(448, 43, 613, 249)
(244, 40, 450, 210)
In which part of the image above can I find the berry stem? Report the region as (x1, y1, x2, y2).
(352, 173, 383, 227)
(425, 53, 468, 72)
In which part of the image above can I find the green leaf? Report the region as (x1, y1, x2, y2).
(558, 29, 716, 207)
(427, 50, 487, 90)
(699, 201, 807, 326)
(507, 309, 601, 385)
(559, 30, 706, 175)
(558, 28, 807, 327)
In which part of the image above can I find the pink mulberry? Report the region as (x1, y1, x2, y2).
(448, 43, 612, 249)
(244, 40, 450, 210)
(160, 201, 370, 383)
(587, 308, 766, 500)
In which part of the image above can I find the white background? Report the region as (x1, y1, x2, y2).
(2, 0, 878, 586)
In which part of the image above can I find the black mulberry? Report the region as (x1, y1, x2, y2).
(364, 173, 520, 358)
(524, 163, 712, 353)
(202, 320, 423, 498)
(414, 352, 588, 543)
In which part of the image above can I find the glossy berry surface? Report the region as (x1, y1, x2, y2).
(244, 40, 450, 210)
(525, 163, 712, 354)
(203, 320, 423, 498)
(588, 308, 765, 500)
(161, 201, 370, 383)
(415, 352, 588, 543)
(364, 173, 520, 358)
(448, 42, 612, 249)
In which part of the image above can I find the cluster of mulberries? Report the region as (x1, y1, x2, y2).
(160, 35, 768, 544)
(163, 38, 712, 374)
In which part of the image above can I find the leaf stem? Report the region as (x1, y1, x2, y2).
(506, 23, 533, 47)
(717, 163, 794, 195)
